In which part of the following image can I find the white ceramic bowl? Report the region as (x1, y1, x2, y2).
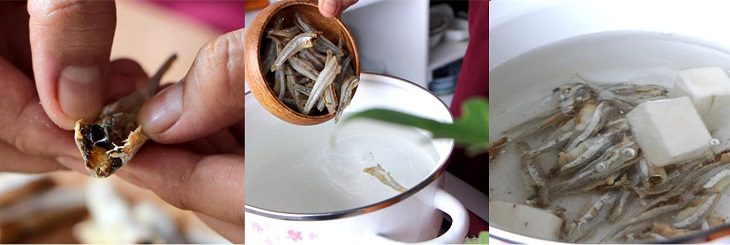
(245, 73, 468, 244)
(490, 0, 730, 243)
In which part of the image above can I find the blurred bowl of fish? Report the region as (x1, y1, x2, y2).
(245, 0, 361, 125)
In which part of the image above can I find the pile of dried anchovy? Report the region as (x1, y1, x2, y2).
(261, 13, 359, 121)
(498, 76, 730, 243)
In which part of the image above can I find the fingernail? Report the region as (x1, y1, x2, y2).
(59, 66, 102, 120)
(142, 83, 183, 134)
(321, 0, 340, 17)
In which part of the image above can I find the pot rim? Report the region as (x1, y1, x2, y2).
(244, 72, 456, 221)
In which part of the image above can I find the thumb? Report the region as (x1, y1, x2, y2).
(28, 0, 116, 129)
(319, 0, 358, 18)
(139, 30, 244, 143)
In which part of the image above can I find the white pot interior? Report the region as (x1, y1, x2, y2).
(245, 73, 454, 215)
(490, 1, 730, 243)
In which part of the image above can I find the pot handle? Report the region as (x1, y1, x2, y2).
(372, 189, 469, 244)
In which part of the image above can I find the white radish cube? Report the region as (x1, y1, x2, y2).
(626, 97, 711, 167)
(672, 67, 730, 130)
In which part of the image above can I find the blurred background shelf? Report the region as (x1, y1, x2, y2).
(428, 41, 468, 72)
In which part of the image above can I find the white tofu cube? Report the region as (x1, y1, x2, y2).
(626, 97, 711, 167)
(672, 67, 730, 130)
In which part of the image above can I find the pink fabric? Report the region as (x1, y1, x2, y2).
(148, 0, 244, 33)
(445, 0, 487, 192)
(450, 0, 488, 116)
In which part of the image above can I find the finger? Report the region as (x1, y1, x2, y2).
(116, 145, 244, 225)
(184, 138, 219, 155)
(181, 130, 241, 155)
(139, 30, 244, 144)
(342, 0, 359, 11)
(0, 57, 79, 160)
(205, 128, 244, 155)
(232, 121, 244, 147)
(0, 141, 66, 173)
(28, 0, 116, 129)
(104, 58, 149, 103)
(319, 0, 358, 18)
(55, 155, 91, 174)
(195, 212, 243, 243)
(319, 0, 340, 18)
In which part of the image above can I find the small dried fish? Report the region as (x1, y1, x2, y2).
(634, 159, 703, 198)
(317, 98, 326, 112)
(605, 200, 688, 241)
(274, 64, 288, 99)
(75, 55, 176, 177)
(651, 222, 691, 238)
(288, 56, 320, 81)
(268, 26, 302, 38)
(322, 84, 338, 113)
(707, 215, 726, 227)
(600, 223, 648, 243)
(285, 70, 305, 111)
(565, 101, 609, 151)
(336, 55, 353, 87)
(488, 137, 509, 161)
(555, 131, 622, 175)
(263, 13, 359, 118)
(609, 190, 633, 222)
(698, 163, 730, 193)
(313, 37, 343, 58)
(334, 76, 359, 122)
(522, 119, 576, 159)
(672, 193, 718, 229)
(363, 164, 407, 192)
(294, 12, 315, 32)
(262, 39, 277, 73)
(299, 49, 325, 69)
(289, 80, 312, 96)
(562, 192, 617, 242)
(598, 83, 669, 105)
(554, 139, 639, 193)
(517, 142, 548, 207)
(555, 82, 596, 115)
(270, 32, 318, 71)
(639, 158, 667, 189)
(303, 51, 341, 114)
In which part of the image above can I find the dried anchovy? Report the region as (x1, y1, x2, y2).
(270, 32, 318, 72)
(289, 80, 312, 96)
(294, 12, 315, 33)
(303, 51, 340, 114)
(262, 13, 359, 118)
(334, 76, 359, 122)
(267, 26, 302, 39)
(363, 164, 407, 192)
(299, 49, 325, 70)
(563, 192, 618, 242)
(74, 55, 176, 177)
(322, 84, 338, 113)
(287, 56, 320, 81)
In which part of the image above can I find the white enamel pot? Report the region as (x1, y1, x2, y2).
(490, 0, 730, 243)
(245, 73, 468, 244)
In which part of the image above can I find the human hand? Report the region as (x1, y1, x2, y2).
(0, 1, 244, 242)
(318, 0, 358, 18)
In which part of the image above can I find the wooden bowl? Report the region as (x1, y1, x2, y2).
(244, 0, 361, 125)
